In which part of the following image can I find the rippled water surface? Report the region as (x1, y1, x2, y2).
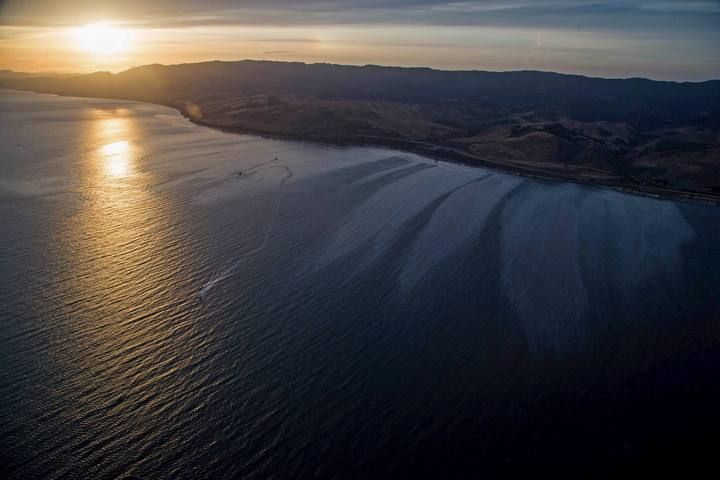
(2, 90, 720, 478)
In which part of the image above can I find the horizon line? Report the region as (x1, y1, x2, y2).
(3, 59, 720, 84)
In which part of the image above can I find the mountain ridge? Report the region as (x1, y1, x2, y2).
(2, 59, 719, 203)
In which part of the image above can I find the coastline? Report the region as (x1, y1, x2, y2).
(186, 113, 720, 207)
(4, 87, 718, 206)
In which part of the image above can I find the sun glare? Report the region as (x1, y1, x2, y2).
(75, 23, 130, 55)
(100, 140, 133, 177)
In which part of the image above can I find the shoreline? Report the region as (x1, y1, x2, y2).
(186, 114, 720, 207)
(4, 87, 718, 206)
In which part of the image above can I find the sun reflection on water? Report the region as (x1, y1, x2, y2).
(36, 100, 207, 466)
(92, 113, 137, 179)
(100, 139, 133, 177)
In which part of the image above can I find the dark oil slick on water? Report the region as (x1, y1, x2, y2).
(1, 90, 719, 479)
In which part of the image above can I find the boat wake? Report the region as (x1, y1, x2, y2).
(199, 160, 293, 301)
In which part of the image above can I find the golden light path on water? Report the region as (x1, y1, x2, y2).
(100, 140, 133, 178)
(40, 105, 211, 454)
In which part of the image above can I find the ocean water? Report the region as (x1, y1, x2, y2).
(1, 89, 719, 478)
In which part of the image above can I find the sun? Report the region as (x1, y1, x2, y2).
(75, 23, 130, 55)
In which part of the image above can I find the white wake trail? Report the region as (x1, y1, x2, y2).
(199, 163, 293, 300)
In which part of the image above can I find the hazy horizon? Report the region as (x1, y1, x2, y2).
(5, 57, 720, 84)
(1, 0, 719, 81)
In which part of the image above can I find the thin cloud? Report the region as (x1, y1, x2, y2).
(2, 1, 720, 28)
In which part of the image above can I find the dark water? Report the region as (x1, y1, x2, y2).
(1, 89, 719, 479)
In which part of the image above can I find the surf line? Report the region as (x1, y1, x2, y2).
(199, 161, 293, 301)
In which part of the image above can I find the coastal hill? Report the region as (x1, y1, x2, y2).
(2, 60, 719, 201)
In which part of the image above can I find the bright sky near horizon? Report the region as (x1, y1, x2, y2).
(1, 0, 719, 81)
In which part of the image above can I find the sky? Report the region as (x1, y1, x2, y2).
(1, 0, 719, 80)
